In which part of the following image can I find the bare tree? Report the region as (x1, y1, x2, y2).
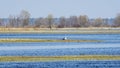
(58, 16, 66, 28)
(103, 18, 110, 27)
(78, 15, 89, 27)
(113, 13, 120, 27)
(92, 17, 104, 27)
(8, 15, 15, 27)
(19, 10, 30, 27)
(34, 18, 46, 27)
(47, 14, 53, 29)
(69, 16, 79, 27)
(0, 18, 3, 27)
(34, 18, 41, 27)
(7, 15, 21, 28)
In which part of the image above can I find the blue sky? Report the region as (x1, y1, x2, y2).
(0, 0, 120, 18)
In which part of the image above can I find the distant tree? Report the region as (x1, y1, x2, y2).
(34, 18, 46, 27)
(113, 13, 120, 27)
(8, 15, 15, 27)
(92, 17, 104, 27)
(34, 18, 41, 27)
(78, 15, 89, 27)
(16, 16, 21, 27)
(7, 15, 20, 28)
(69, 16, 79, 27)
(65, 18, 71, 27)
(47, 14, 53, 29)
(19, 10, 30, 27)
(0, 18, 3, 27)
(103, 18, 110, 27)
(58, 16, 66, 28)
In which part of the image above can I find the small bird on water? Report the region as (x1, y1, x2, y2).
(63, 37, 67, 40)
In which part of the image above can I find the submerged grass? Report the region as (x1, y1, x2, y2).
(0, 39, 101, 43)
(0, 55, 120, 62)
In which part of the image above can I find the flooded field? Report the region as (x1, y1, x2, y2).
(0, 33, 120, 43)
(0, 33, 120, 68)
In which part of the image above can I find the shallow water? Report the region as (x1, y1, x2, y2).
(0, 33, 120, 56)
(0, 61, 120, 68)
(0, 42, 120, 56)
(0, 33, 120, 67)
(0, 47, 120, 56)
(0, 33, 120, 43)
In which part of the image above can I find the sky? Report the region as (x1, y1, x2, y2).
(0, 0, 120, 18)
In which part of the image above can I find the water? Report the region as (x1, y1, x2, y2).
(0, 47, 120, 56)
(0, 33, 120, 43)
(0, 33, 120, 67)
(0, 61, 120, 68)
(0, 42, 120, 56)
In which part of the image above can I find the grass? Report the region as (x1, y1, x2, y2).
(0, 39, 101, 43)
(0, 28, 120, 34)
(0, 55, 120, 62)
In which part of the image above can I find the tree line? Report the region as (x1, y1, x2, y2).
(0, 10, 120, 28)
